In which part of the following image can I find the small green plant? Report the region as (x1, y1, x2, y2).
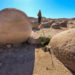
(39, 36, 51, 47)
(38, 28, 52, 47)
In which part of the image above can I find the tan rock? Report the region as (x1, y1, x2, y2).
(60, 21, 67, 27)
(51, 23, 60, 29)
(28, 37, 41, 45)
(39, 20, 55, 28)
(0, 8, 32, 44)
(50, 28, 75, 71)
(51, 21, 67, 29)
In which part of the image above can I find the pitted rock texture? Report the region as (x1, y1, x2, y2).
(0, 8, 32, 44)
(50, 28, 75, 71)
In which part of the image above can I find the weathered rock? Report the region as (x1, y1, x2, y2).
(39, 20, 55, 28)
(28, 37, 41, 45)
(6, 44, 12, 48)
(50, 28, 75, 71)
(51, 21, 67, 29)
(0, 8, 32, 44)
(60, 21, 67, 27)
(51, 23, 60, 29)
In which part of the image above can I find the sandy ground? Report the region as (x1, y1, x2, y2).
(32, 28, 68, 38)
(0, 28, 74, 75)
(33, 48, 72, 75)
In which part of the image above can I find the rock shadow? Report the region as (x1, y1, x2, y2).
(0, 44, 35, 75)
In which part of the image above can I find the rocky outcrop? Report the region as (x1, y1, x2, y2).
(51, 23, 60, 29)
(0, 8, 32, 44)
(39, 20, 67, 29)
(50, 28, 75, 71)
(39, 20, 55, 28)
(51, 21, 67, 29)
(59, 21, 67, 27)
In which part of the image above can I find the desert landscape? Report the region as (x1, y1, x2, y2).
(0, 8, 75, 75)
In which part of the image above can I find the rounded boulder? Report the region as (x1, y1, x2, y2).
(50, 28, 75, 71)
(0, 8, 32, 44)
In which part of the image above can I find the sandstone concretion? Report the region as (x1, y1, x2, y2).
(50, 28, 75, 71)
(0, 8, 32, 44)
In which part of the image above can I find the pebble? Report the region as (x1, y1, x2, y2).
(6, 44, 12, 48)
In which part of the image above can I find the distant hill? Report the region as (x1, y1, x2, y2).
(28, 17, 75, 22)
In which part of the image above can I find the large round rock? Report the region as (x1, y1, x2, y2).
(0, 8, 32, 44)
(50, 28, 75, 71)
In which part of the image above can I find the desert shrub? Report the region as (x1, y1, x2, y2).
(38, 36, 51, 47)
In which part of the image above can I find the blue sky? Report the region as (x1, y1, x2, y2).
(0, 0, 75, 18)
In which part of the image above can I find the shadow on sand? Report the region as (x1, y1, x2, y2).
(71, 70, 75, 75)
(0, 43, 75, 75)
(0, 44, 36, 75)
(67, 67, 75, 75)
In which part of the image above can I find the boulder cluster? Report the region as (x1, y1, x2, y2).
(40, 19, 75, 29)
(40, 20, 67, 29)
